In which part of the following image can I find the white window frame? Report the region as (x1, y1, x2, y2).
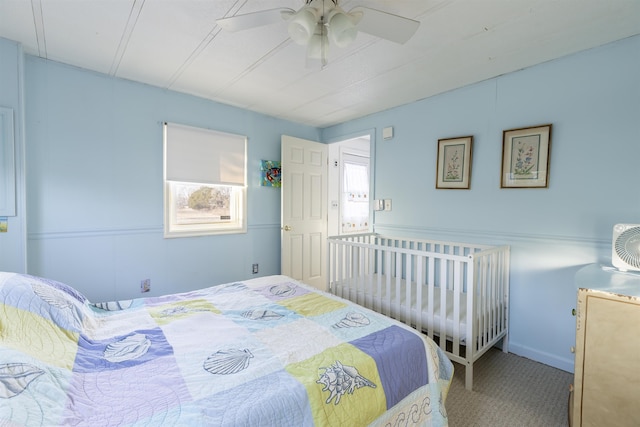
(163, 122, 247, 238)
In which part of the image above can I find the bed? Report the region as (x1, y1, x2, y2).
(328, 233, 510, 391)
(0, 272, 453, 426)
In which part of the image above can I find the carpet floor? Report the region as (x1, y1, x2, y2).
(445, 348, 573, 427)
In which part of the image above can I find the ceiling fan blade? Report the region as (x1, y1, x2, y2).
(349, 7, 420, 44)
(217, 8, 295, 32)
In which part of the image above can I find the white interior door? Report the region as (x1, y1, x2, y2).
(281, 135, 327, 291)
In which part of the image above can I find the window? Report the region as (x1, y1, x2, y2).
(341, 153, 370, 234)
(163, 122, 247, 237)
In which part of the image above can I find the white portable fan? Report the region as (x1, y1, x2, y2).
(216, 0, 420, 65)
(612, 223, 640, 272)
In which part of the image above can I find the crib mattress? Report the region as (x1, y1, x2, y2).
(332, 275, 470, 342)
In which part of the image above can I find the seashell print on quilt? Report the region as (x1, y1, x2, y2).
(26, 275, 88, 303)
(92, 300, 133, 311)
(0, 363, 45, 399)
(160, 306, 191, 317)
(269, 283, 297, 297)
(241, 309, 284, 321)
(32, 283, 75, 310)
(317, 360, 376, 405)
(104, 333, 151, 363)
(333, 312, 371, 328)
(203, 349, 253, 375)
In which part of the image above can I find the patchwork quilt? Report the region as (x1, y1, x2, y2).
(0, 272, 453, 426)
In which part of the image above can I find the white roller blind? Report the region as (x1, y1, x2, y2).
(164, 122, 246, 186)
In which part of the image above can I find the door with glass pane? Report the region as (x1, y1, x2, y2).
(341, 153, 370, 234)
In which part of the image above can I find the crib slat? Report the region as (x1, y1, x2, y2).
(489, 253, 497, 344)
(415, 253, 423, 333)
(376, 239, 382, 313)
(385, 248, 392, 318)
(365, 239, 371, 308)
(395, 247, 402, 323)
(350, 243, 357, 305)
(337, 242, 344, 299)
(439, 258, 448, 352)
(475, 256, 482, 350)
(484, 256, 492, 347)
(497, 253, 504, 335)
(356, 243, 363, 307)
(427, 256, 435, 342)
(452, 260, 461, 356)
(479, 256, 487, 349)
(405, 253, 412, 326)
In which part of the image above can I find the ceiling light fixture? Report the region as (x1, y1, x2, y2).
(326, 9, 357, 48)
(217, 0, 420, 66)
(286, 0, 358, 65)
(287, 5, 318, 45)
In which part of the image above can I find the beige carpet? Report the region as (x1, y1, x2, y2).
(445, 348, 573, 427)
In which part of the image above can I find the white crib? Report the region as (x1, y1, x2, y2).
(327, 233, 510, 391)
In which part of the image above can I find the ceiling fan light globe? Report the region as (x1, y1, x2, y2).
(288, 8, 317, 45)
(328, 12, 357, 48)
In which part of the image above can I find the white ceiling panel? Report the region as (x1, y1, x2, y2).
(0, 1, 39, 54)
(114, 1, 227, 85)
(0, 0, 638, 127)
(40, 0, 136, 72)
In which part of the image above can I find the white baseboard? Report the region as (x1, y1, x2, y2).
(508, 342, 575, 374)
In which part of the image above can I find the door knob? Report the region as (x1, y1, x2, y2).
(283, 225, 292, 231)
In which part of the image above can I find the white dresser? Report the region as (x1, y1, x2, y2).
(572, 264, 640, 427)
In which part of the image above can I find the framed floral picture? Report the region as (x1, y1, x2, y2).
(501, 124, 552, 188)
(436, 136, 473, 189)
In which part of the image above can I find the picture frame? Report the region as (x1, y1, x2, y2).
(436, 135, 473, 189)
(500, 124, 552, 188)
(260, 160, 281, 187)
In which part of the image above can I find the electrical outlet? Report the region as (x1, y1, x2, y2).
(140, 279, 150, 293)
(252, 264, 259, 274)
(384, 199, 392, 211)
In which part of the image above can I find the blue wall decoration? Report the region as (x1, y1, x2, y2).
(260, 160, 281, 187)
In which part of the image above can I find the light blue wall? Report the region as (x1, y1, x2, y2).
(24, 56, 319, 302)
(323, 35, 640, 372)
(5, 34, 639, 373)
(0, 38, 26, 273)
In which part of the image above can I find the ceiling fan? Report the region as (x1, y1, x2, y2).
(216, 0, 420, 65)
